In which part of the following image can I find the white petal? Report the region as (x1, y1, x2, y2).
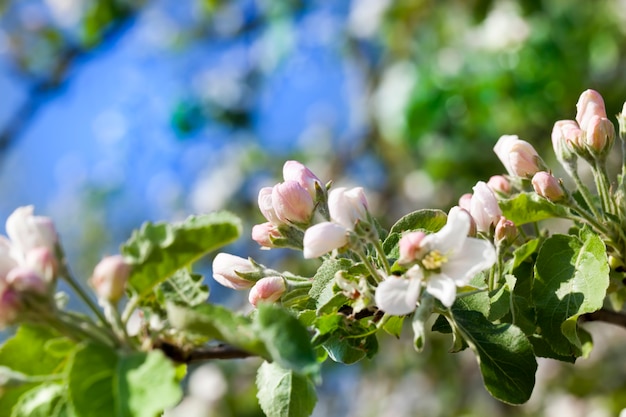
(443, 238, 496, 285)
(303, 222, 348, 258)
(375, 276, 420, 316)
(426, 275, 457, 307)
(425, 207, 469, 254)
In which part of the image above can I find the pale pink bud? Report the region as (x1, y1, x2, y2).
(495, 217, 517, 245)
(458, 193, 472, 212)
(398, 231, 426, 264)
(90, 255, 130, 302)
(271, 181, 315, 224)
(25, 247, 57, 283)
(258, 187, 282, 225)
(211, 253, 256, 290)
(585, 115, 615, 156)
(6, 206, 58, 258)
(487, 175, 510, 195)
(282, 161, 322, 200)
(248, 276, 286, 307)
(251, 222, 281, 249)
(0, 237, 18, 279)
(576, 89, 607, 131)
(328, 187, 369, 230)
(551, 120, 581, 164)
(0, 279, 21, 328)
(470, 181, 502, 233)
(303, 222, 349, 258)
(493, 135, 540, 177)
(6, 266, 48, 294)
(532, 171, 564, 202)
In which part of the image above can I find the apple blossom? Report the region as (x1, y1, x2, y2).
(257, 187, 282, 225)
(248, 276, 286, 307)
(469, 181, 502, 233)
(495, 217, 517, 245)
(90, 255, 131, 303)
(375, 207, 496, 313)
(251, 222, 281, 249)
(493, 135, 540, 178)
(532, 171, 564, 202)
(585, 115, 615, 156)
(398, 231, 426, 265)
(212, 253, 257, 290)
(576, 89, 607, 131)
(303, 222, 349, 259)
(487, 175, 510, 195)
(328, 187, 369, 229)
(0, 278, 21, 328)
(6, 266, 48, 295)
(271, 180, 315, 224)
(5, 206, 58, 261)
(551, 120, 581, 166)
(282, 160, 322, 200)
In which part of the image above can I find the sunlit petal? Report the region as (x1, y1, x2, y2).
(375, 276, 421, 316)
(443, 238, 496, 285)
(426, 275, 457, 307)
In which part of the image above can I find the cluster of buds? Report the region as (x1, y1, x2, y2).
(0, 206, 59, 328)
(252, 161, 325, 249)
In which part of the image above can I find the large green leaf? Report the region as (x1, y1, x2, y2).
(445, 309, 537, 405)
(167, 303, 268, 358)
(254, 303, 318, 375)
(500, 192, 568, 225)
(532, 232, 609, 357)
(256, 361, 317, 417)
(121, 212, 241, 296)
(68, 344, 182, 417)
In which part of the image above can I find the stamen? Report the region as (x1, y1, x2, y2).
(422, 250, 447, 271)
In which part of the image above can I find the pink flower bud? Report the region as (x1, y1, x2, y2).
(458, 193, 472, 212)
(258, 187, 282, 225)
(576, 89, 607, 131)
(211, 253, 256, 290)
(271, 181, 315, 224)
(251, 222, 281, 249)
(0, 279, 21, 328)
(551, 120, 581, 165)
(495, 217, 517, 245)
(328, 187, 369, 230)
(282, 161, 322, 200)
(585, 115, 615, 156)
(303, 222, 349, 258)
(90, 255, 130, 302)
(493, 135, 540, 177)
(5, 206, 58, 259)
(470, 181, 502, 233)
(6, 266, 48, 294)
(487, 175, 511, 195)
(398, 231, 426, 264)
(248, 276, 286, 307)
(25, 247, 57, 283)
(532, 171, 564, 202)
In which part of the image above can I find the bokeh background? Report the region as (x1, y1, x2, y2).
(2, 0, 626, 416)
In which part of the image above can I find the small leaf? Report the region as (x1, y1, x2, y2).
(308, 259, 352, 309)
(256, 361, 317, 417)
(532, 232, 609, 357)
(254, 303, 318, 375)
(322, 333, 378, 364)
(122, 212, 241, 296)
(500, 192, 568, 225)
(382, 315, 404, 338)
(157, 269, 209, 307)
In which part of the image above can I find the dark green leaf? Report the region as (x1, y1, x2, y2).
(500, 192, 568, 225)
(122, 212, 241, 296)
(256, 361, 317, 417)
(532, 233, 609, 357)
(322, 333, 378, 364)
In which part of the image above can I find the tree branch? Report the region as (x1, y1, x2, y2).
(155, 340, 257, 363)
(580, 308, 626, 329)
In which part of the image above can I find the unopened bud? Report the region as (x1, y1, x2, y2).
(470, 181, 502, 233)
(585, 115, 615, 157)
(487, 175, 511, 195)
(532, 171, 564, 202)
(576, 89, 607, 131)
(211, 253, 256, 290)
(248, 276, 286, 307)
(551, 120, 581, 166)
(5, 206, 58, 258)
(303, 222, 349, 258)
(493, 135, 540, 178)
(258, 187, 282, 225)
(458, 193, 472, 212)
(6, 267, 48, 295)
(25, 247, 57, 283)
(328, 187, 369, 230)
(251, 222, 281, 249)
(398, 231, 426, 265)
(495, 217, 517, 246)
(282, 161, 322, 200)
(271, 181, 315, 225)
(90, 255, 130, 303)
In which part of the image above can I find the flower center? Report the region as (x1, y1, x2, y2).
(421, 250, 447, 271)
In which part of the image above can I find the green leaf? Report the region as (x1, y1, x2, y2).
(157, 269, 209, 307)
(11, 383, 72, 417)
(256, 361, 317, 417)
(382, 315, 404, 338)
(412, 295, 434, 352)
(383, 209, 447, 257)
(532, 233, 609, 357)
(122, 212, 241, 296)
(445, 310, 537, 405)
(322, 327, 378, 365)
(254, 303, 318, 375)
(500, 192, 568, 225)
(511, 238, 540, 271)
(308, 259, 352, 310)
(68, 344, 182, 417)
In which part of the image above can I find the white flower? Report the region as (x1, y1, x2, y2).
(5, 206, 58, 262)
(375, 207, 496, 313)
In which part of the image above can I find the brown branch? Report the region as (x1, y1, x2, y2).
(155, 340, 257, 363)
(580, 308, 626, 329)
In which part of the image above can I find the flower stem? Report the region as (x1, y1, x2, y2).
(570, 169, 603, 220)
